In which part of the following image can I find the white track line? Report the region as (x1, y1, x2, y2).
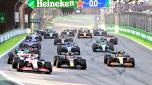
(0, 37, 26, 85)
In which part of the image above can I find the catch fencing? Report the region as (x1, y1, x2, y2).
(104, 12, 152, 33)
(104, 12, 152, 42)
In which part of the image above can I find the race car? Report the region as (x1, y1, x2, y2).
(8, 50, 40, 69)
(16, 56, 52, 74)
(104, 35, 118, 45)
(19, 40, 41, 49)
(64, 29, 77, 33)
(7, 48, 40, 65)
(78, 29, 92, 38)
(43, 30, 58, 39)
(93, 28, 107, 36)
(53, 53, 87, 70)
(54, 36, 73, 45)
(26, 34, 42, 42)
(92, 38, 114, 52)
(61, 30, 75, 37)
(104, 51, 135, 67)
(36, 30, 46, 36)
(57, 42, 80, 55)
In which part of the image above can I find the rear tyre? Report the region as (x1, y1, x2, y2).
(45, 62, 52, 74)
(57, 46, 62, 55)
(75, 46, 80, 55)
(109, 44, 114, 51)
(53, 56, 60, 66)
(107, 57, 113, 66)
(92, 44, 97, 52)
(7, 52, 14, 64)
(129, 58, 135, 67)
(56, 57, 62, 68)
(81, 59, 87, 70)
(104, 55, 110, 64)
(12, 57, 19, 69)
(17, 60, 24, 72)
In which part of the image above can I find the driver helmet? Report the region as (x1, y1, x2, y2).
(118, 50, 123, 54)
(68, 52, 72, 55)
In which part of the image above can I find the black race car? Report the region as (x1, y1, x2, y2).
(54, 36, 73, 45)
(26, 34, 42, 42)
(36, 30, 46, 36)
(93, 29, 107, 36)
(53, 53, 87, 70)
(19, 40, 41, 49)
(61, 30, 75, 37)
(57, 42, 80, 55)
(44, 30, 58, 39)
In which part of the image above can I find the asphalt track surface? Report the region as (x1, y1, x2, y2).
(0, 15, 152, 85)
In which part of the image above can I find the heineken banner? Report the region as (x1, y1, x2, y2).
(27, 0, 77, 8)
(27, 0, 110, 8)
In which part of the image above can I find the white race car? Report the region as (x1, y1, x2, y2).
(16, 56, 52, 74)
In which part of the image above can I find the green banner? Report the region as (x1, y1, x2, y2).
(27, 0, 77, 8)
(0, 12, 6, 24)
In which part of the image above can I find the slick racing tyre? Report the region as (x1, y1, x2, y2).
(45, 62, 52, 74)
(107, 57, 113, 66)
(17, 60, 24, 72)
(104, 55, 111, 64)
(129, 58, 135, 67)
(12, 57, 19, 69)
(7, 52, 14, 64)
(92, 44, 97, 52)
(53, 56, 60, 66)
(80, 59, 87, 70)
(56, 57, 62, 68)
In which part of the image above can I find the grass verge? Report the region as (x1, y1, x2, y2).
(118, 32, 152, 49)
(0, 34, 26, 55)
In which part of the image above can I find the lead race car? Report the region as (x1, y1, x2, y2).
(104, 50, 135, 67)
(92, 37, 114, 52)
(57, 42, 80, 55)
(78, 29, 92, 38)
(54, 36, 73, 45)
(53, 53, 87, 70)
(16, 55, 52, 74)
